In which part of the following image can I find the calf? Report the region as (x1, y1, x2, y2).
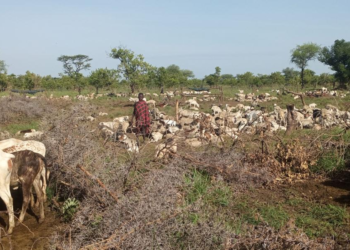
(10, 150, 46, 225)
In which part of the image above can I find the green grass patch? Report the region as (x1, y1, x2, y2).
(260, 205, 289, 230)
(296, 204, 347, 237)
(1, 119, 40, 134)
(311, 151, 345, 173)
(184, 169, 210, 204)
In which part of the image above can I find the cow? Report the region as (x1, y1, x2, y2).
(0, 149, 15, 234)
(0, 139, 49, 203)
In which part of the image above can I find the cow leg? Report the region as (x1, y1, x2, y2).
(32, 178, 45, 223)
(17, 182, 31, 225)
(41, 167, 48, 202)
(0, 173, 14, 234)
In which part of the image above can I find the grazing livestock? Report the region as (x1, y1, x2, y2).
(116, 134, 139, 153)
(0, 139, 48, 203)
(155, 139, 177, 159)
(11, 150, 46, 225)
(150, 132, 163, 142)
(0, 150, 15, 234)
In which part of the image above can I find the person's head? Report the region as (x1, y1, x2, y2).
(138, 93, 144, 101)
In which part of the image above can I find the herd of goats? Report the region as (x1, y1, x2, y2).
(0, 86, 349, 234)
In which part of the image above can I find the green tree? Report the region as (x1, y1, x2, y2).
(89, 68, 119, 94)
(236, 72, 255, 87)
(41, 75, 58, 90)
(282, 67, 299, 84)
(319, 73, 336, 88)
(220, 74, 237, 85)
(57, 54, 92, 94)
(319, 39, 350, 88)
(291, 43, 321, 89)
(0, 74, 8, 91)
(204, 67, 221, 86)
(110, 47, 152, 93)
(0, 60, 7, 74)
(154, 67, 169, 89)
(303, 69, 318, 88)
(269, 72, 285, 86)
(23, 71, 41, 90)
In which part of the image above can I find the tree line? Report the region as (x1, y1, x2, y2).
(0, 39, 349, 93)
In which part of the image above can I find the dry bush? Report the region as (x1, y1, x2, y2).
(0, 94, 57, 124)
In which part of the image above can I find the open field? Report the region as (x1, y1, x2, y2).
(0, 85, 350, 249)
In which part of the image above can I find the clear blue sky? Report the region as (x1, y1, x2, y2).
(1, 0, 349, 78)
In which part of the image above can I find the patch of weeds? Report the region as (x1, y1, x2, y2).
(286, 197, 304, 206)
(172, 230, 189, 250)
(62, 198, 79, 222)
(311, 151, 345, 173)
(208, 186, 231, 207)
(226, 217, 244, 234)
(260, 205, 289, 230)
(184, 169, 210, 204)
(46, 186, 55, 201)
(296, 204, 347, 237)
(188, 213, 200, 224)
(233, 200, 260, 226)
(90, 215, 103, 228)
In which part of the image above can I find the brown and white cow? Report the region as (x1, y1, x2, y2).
(10, 150, 46, 225)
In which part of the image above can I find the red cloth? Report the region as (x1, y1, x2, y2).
(134, 100, 150, 133)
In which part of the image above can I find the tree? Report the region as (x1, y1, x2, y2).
(165, 64, 191, 87)
(319, 73, 336, 88)
(57, 54, 92, 94)
(282, 67, 299, 84)
(89, 68, 119, 94)
(236, 72, 255, 87)
(0, 60, 6, 74)
(319, 39, 350, 88)
(291, 43, 321, 89)
(269, 72, 285, 86)
(220, 74, 237, 85)
(110, 47, 151, 93)
(0, 74, 8, 91)
(204, 67, 221, 86)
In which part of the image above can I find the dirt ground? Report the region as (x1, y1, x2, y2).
(0, 201, 62, 250)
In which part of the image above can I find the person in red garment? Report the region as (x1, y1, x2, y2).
(130, 93, 150, 141)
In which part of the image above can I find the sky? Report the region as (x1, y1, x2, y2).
(1, 0, 350, 78)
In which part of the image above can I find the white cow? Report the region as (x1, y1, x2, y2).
(0, 150, 15, 233)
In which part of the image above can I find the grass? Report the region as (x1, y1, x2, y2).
(0, 119, 40, 134)
(260, 205, 289, 230)
(296, 204, 348, 237)
(184, 169, 210, 204)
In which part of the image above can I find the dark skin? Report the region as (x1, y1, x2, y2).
(130, 93, 147, 141)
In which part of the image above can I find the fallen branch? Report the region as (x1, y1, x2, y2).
(284, 88, 306, 106)
(76, 164, 119, 203)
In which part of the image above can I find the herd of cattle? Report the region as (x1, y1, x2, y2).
(0, 87, 348, 233)
(95, 89, 350, 161)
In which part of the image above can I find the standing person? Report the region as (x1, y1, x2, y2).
(130, 93, 150, 141)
